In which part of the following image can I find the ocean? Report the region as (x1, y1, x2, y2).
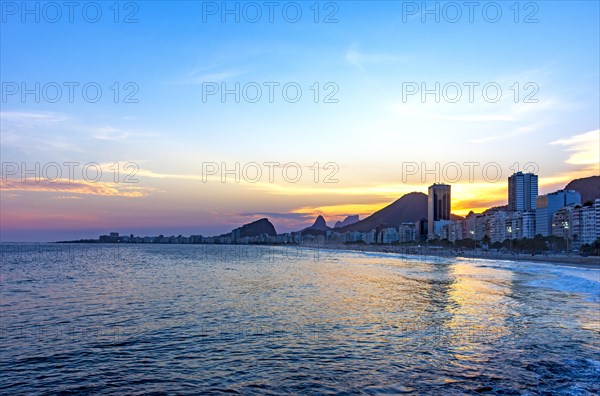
(1, 243, 599, 394)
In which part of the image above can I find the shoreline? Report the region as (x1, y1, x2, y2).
(2, 241, 598, 270)
(300, 243, 600, 270)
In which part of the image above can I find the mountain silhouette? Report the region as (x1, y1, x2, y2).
(337, 192, 428, 232)
(565, 176, 600, 204)
(232, 218, 277, 237)
(301, 215, 331, 236)
(334, 215, 360, 228)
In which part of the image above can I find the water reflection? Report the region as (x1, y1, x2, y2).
(0, 244, 598, 394)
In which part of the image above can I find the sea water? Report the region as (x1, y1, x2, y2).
(1, 243, 599, 394)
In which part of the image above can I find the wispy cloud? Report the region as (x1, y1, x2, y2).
(1, 111, 69, 125)
(550, 129, 600, 167)
(239, 212, 312, 221)
(469, 123, 544, 144)
(91, 126, 159, 141)
(345, 45, 412, 69)
(173, 67, 245, 85)
(52, 195, 83, 200)
(93, 126, 132, 141)
(0, 179, 153, 198)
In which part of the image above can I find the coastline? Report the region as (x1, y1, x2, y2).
(300, 243, 600, 270)
(5, 240, 597, 270)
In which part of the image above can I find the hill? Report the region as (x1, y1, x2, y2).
(301, 215, 331, 236)
(337, 192, 428, 232)
(232, 218, 277, 237)
(565, 176, 600, 204)
(334, 215, 360, 228)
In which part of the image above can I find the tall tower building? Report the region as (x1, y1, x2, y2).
(428, 183, 451, 238)
(508, 172, 538, 212)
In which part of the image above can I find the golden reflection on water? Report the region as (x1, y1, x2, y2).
(305, 253, 526, 354)
(446, 260, 515, 355)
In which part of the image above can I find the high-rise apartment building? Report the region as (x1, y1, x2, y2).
(428, 183, 451, 239)
(508, 172, 538, 212)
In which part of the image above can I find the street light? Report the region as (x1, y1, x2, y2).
(469, 230, 475, 256)
(563, 221, 569, 253)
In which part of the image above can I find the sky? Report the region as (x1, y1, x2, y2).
(1, 1, 599, 241)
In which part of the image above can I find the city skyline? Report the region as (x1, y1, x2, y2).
(2, 3, 600, 394)
(1, 1, 599, 241)
(51, 172, 600, 246)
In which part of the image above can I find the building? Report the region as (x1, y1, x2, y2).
(508, 172, 538, 212)
(363, 230, 376, 244)
(596, 198, 600, 240)
(572, 202, 597, 247)
(463, 211, 483, 241)
(451, 220, 464, 241)
(434, 220, 454, 241)
(503, 211, 535, 240)
(536, 190, 581, 237)
(552, 205, 575, 239)
(415, 218, 428, 241)
(521, 211, 537, 239)
(487, 211, 508, 243)
(428, 183, 451, 239)
(398, 223, 417, 243)
(379, 227, 399, 244)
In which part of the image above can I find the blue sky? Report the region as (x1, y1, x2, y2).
(1, 1, 599, 241)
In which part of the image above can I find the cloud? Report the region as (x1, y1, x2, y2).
(135, 169, 206, 181)
(469, 123, 544, 144)
(0, 179, 152, 198)
(52, 195, 83, 200)
(1, 111, 69, 125)
(345, 46, 412, 69)
(550, 130, 600, 167)
(239, 212, 313, 221)
(291, 203, 384, 218)
(1, 111, 82, 152)
(92, 126, 132, 141)
(91, 126, 159, 141)
(1, 111, 159, 156)
(172, 67, 245, 85)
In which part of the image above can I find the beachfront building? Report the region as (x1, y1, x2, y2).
(415, 218, 428, 241)
(487, 211, 508, 243)
(572, 202, 598, 247)
(552, 205, 575, 239)
(596, 199, 600, 240)
(463, 211, 484, 241)
(536, 190, 581, 237)
(508, 171, 538, 212)
(451, 220, 464, 242)
(504, 211, 536, 240)
(363, 230, 376, 244)
(433, 220, 454, 241)
(379, 227, 400, 244)
(521, 211, 536, 239)
(437, 220, 462, 243)
(428, 183, 451, 239)
(398, 223, 417, 243)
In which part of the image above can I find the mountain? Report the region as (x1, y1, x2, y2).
(565, 176, 600, 204)
(232, 218, 277, 237)
(483, 205, 508, 214)
(337, 192, 428, 232)
(301, 215, 331, 236)
(310, 215, 329, 230)
(450, 213, 464, 221)
(334, 215, 360, 228)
